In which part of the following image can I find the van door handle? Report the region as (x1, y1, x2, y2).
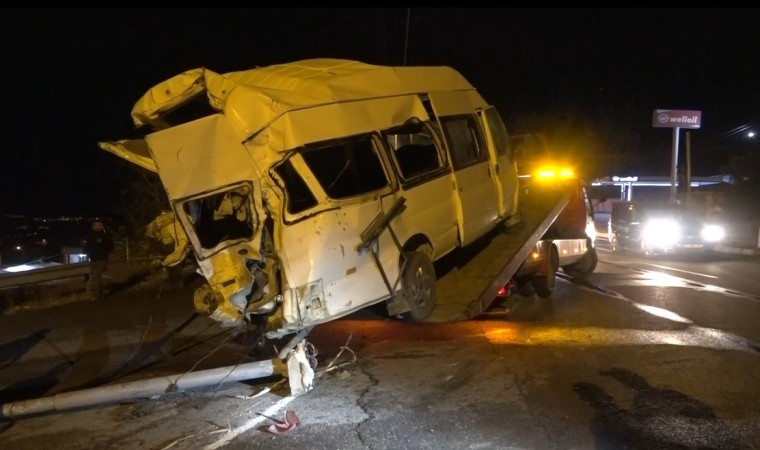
(494, 163, 501, 175)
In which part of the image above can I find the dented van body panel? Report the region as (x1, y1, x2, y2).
(100, 59, 520, 337)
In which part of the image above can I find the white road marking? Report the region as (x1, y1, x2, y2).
(634, 304, 693, 324)
(645, 263, 718, 279)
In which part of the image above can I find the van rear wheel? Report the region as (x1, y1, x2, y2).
(401, 251, 436, 321)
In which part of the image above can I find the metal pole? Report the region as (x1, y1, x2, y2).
(403, 8, 411, 66)
(686, 131, 692, 206)
(1, 358, 284, 419)
(670, 126, 680, 202)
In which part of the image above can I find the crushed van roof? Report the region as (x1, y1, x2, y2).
(130, 58, 475, 137)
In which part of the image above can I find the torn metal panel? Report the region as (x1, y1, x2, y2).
(274, 201, 402, 334)
(130, 68, 228, 129)
(98, 139, 158, 173)
(426, 90, 486, 117)
(145, 115, 257, 201)
(144, 211, 189, 267)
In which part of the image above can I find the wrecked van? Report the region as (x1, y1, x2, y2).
(100, 59, 520, 338)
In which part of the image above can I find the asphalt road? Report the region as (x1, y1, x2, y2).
(1, 249, 759, 450)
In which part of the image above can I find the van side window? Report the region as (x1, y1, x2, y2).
(383, 121, 445, 181)
(484, 108, 512, 159)
(439, 115, 487, 169)
(273, 159, 318, 214)
(301, 135, 389, 199)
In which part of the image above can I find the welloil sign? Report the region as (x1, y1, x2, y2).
(652, 109, 701, 128)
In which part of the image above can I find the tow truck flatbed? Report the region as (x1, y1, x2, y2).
(426, 189, 568, 322)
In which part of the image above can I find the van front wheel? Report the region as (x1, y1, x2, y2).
(401, 251, 436, 321)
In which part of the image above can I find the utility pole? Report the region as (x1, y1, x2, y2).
(670, 127, 680, 202)
(403, 8, 411, 66)
(685, 131, 692, 206)
(652, 109, 702, 203)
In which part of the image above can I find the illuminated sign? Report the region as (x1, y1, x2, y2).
(652, 109, 701, 129)
(612, 176, 638, 182)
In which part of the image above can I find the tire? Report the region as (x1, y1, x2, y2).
(562, 244, 598, 280)
(400, 251, 437, 321)
(532, 247, 558, 298)
(610, 233, 620, 253)
(515, 276, 535, 296)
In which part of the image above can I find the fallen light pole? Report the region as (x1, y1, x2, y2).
(1, 343, 315, 419)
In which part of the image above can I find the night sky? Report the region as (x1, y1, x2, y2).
(2, 7, 758, 217)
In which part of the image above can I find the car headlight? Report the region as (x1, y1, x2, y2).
(643, 219, 680, 247)
(701, 224, 726, 242)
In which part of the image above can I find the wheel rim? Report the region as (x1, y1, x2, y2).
(410, 265, 432, 307)
(402, 251, 436, 320)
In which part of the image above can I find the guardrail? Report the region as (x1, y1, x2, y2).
(0, 263, 91, 290)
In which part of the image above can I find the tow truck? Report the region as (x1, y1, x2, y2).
(99, 59, 593, 392)
(509, 165, 598, 297)
(508, 134, 598, 297)
(426, 160, 598, 323)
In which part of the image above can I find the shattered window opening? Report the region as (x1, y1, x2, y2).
(182, 185, 255, 250)
(301, 135, 389, 199)
(273, 159, 319, 214)
(383, 120, 446, 181)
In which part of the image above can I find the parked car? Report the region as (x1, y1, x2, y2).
(607, 200, 726, 256)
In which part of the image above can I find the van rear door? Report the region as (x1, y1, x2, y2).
(428, 92, 499, 245)
(479, 106, 519, 220)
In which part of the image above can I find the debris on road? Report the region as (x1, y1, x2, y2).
(265, 409, 300, 435)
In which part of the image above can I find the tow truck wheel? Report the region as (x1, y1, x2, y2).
(562, 244, 598, 280)
(532, 247, 558, 298)
(401, 251, 436, 321)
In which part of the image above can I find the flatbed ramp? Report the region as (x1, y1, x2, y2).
(425, 189, 568, 323)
